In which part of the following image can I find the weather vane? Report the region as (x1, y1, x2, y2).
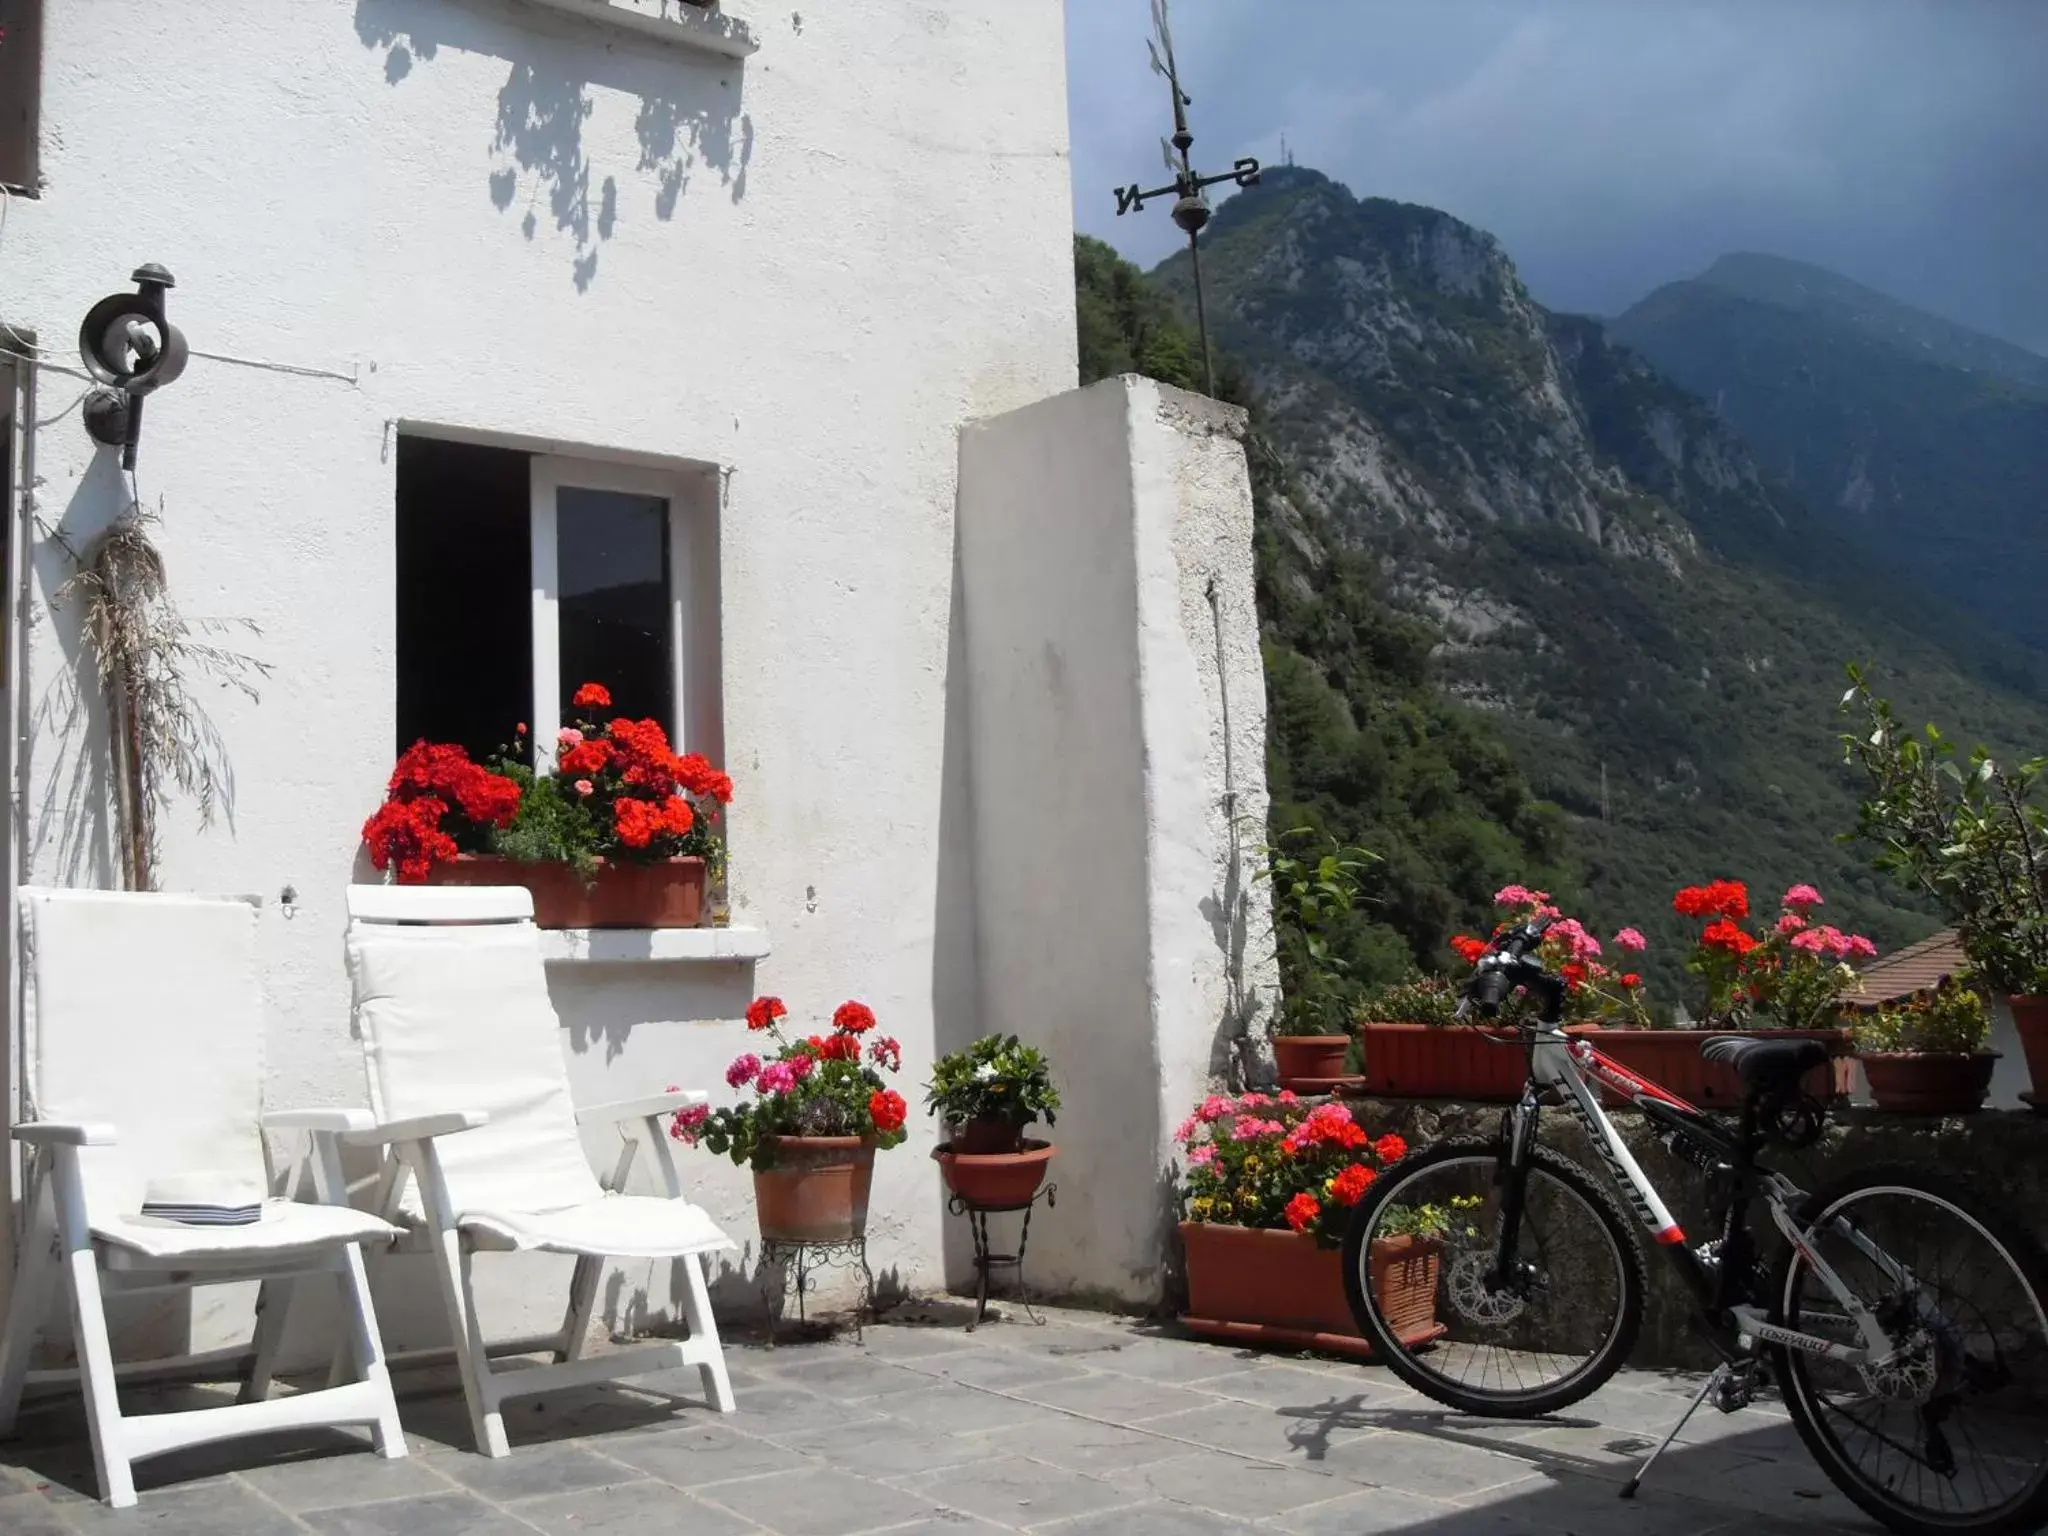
(1111, 0, 1260, 398)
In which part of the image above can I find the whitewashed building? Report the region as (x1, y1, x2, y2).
(0, 0, 1274, 1367)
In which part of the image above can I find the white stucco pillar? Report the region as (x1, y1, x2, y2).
(955, 375, 1278, 1306)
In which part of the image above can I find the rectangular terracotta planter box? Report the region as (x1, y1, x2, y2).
(426, 854, 706, 929)
(1179, 1221, 1445, 1361)
(1359, 1021, 1532, 1101)
(1581, 1026, 1853, 1108)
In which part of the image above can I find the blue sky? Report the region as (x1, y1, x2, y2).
(1064, 1, 2048, 350)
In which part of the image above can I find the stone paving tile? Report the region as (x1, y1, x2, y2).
(0, 1489, 73, 1536)
(301, 1489, 537, 1536)
(750, 1351, 940, 1401)
(892, 1452, 1144, 1527)
(598, 1421, 817, 1487)
(1261, 1485, 1469, 1534)
(1313, 1429, 1556, 1499)
(1185, 1364, 1427, 1413)
(770, 1417, 995, 1477)
(237, 1449, 463, 1512)
(691, 1465, 950, 1536)
(874, 1383, 1075, 1436)
(513, 1478, 766, 1534)
(1034, 1497, 1262, 1533)
(1138, 1397, 1376, 1465)
(1452, 1471, 1745, 1534)
(912, 1347, 1097, 1393)
(1011, 1370, 1223, 1423)
(954, 1410, 1193, 1474)
(430, 1439, 649, 1503)
(850, 1325, 982, 1361)
(1080, 1334, 1265, 1383)
(1122, 1450, 1350, 1520)
(724, 1384, 889, 1436)
(56, 1482, 308, 1536)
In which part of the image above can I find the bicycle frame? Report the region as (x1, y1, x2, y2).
(1497, 1022, 1903, 1367)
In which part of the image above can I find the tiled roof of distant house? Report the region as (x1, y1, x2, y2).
(1839, 929, 1968, 1009)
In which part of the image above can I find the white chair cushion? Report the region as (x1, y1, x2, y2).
(460, 1195, 734, 1260)
(95, 1201, 399, 1262)
(22, 890, 270, 1231)
(345, 920, 606, 1221)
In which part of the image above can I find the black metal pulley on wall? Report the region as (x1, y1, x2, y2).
(78, 263, 189, 470)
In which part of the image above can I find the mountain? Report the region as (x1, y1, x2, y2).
(1128, 167, 2048, 999)
(1611, 253, 2048, 654)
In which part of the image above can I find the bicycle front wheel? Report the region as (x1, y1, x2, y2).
(1341, 1138, 1644, 1417)
(1773, 1166, 2048, 1536)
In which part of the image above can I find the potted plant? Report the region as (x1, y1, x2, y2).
(1370, 889, 1642, 1102)
(362, 681, 733, 928)
(1585, 880, 1864, 1106)
(1174, 1092, 1449, 1360)
(926, 1035, 1059, 1207)
(1260, 833, 1376, 1089)
(1842, 672, 2048, 1108)
(674, 997, 909, 1242)
(1854, 976, 1999, 1114)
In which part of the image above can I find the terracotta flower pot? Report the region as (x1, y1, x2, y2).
(426, 854, 706, 929)
(1274, 1035, 1351, 1087)
(1859, 1052, 1999, 1114)
(1179, 1221, 1445, 1361)
(2009, 997, 2048, 1110)
(953, 1116, 1028, 1155)
(933, 1139, 1055, 1207)
(1358, 1022, 1529, 1102)
(753, 1136, 875, 1242)
(1586, 1027, 1853, 1108)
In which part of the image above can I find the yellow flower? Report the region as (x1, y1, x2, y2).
(1190, 1197, 1212, 1218)
(1243, 1156, 1262, 1173)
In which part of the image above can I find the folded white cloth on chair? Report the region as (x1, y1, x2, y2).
(138, 1172, 267, 1227)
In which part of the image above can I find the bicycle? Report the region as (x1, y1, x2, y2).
(1340, 917, 2048, 1536)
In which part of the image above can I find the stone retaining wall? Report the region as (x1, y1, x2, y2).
(1346, 1097, 2048, 1368)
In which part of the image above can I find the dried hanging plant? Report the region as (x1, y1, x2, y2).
(58, 498, 269, 890)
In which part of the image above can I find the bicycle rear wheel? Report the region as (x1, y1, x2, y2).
(1774, 1166, 2048, 1536)
(1341, 1138, 1644, 1417)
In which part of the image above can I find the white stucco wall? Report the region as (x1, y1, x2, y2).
(956, 376, 1277, 1304)
(2, 0, 1074, 1358)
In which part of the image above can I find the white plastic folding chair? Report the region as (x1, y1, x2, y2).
(336, 884, 735, 1458)
(0, 889, 407, 1509)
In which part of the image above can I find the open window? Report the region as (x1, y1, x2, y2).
(0, 0, 43, 192)
(393, 432, 722, 773)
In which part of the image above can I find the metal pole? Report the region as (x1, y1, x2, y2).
(1188, 232, 1215, 399)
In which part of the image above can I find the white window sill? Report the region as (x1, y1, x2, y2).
(518, 0, 760, 59)
(539, 925, 771, 964)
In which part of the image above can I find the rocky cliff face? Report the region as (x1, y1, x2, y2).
(1149, 167, 2048, 988)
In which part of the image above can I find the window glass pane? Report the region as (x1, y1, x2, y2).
(395, 436, 531, 760)
(557, 486, 671, 727)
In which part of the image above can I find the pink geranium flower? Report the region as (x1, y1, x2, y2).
(1196, 1095, 1233, 1123)
(725, 1054, 761, 1088)
(1495, 884, 1550, 907)
(1782, 884, 1824, 912)
(1550, 917, 1603, 960)
(1777, 913, 1807, 935)
(1189, 1143, 1216, 1167)
(757, 1061, 797, 1094)
(1613, 928, 1647, 953)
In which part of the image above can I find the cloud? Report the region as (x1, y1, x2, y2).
(1067, 0, 2048, 351)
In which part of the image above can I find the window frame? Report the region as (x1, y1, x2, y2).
(528, 453, 706, 772)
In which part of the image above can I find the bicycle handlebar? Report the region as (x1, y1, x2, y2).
(1454, 917, 1563, 1023)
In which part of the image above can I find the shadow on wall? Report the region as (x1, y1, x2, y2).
(931, 530, 983, 1294)
(30, 453, 131, 888)
(353, 0, 754, 292)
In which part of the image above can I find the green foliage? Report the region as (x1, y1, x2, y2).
(1841, 672, 2048, 995)
(489, 766, 603, 880)
(924, 1034, 1059, 1129)
(1257, 829, 1377, 1036)
(1356, 973, 1462, 1027)
(1376, 1194, 1485, 1241)
(1854, 977, 1992, 1056)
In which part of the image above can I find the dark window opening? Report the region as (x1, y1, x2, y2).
(0, 0, 43, 192)
(394, 435, 531, 761)
(557, 485, 671, 727)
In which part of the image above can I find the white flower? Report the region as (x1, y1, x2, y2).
(973, 1063, 999, 1082)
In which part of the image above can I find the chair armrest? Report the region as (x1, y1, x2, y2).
(339, 1110, 490, 1146)
(263, 1108, 376, 1134)
(13, 1121, 118, 1147)
(576, 1090, 707, 1127)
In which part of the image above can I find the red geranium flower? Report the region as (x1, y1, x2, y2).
(1450, 934, 1488, 965)
(1328, 1163, 1377, 1207)
(1284, 1192, 1322, 1233)
(572, 682, 612, 711)
(745, 996, 787, 1032)
(1674, 880, 1750, 920)
(1620, 972, 1643, 989)
(1374, 1133, 1408, 1165)
(362, 797, 459, 884)
(833, 1001, 878, 1035)
(558, 738, 612, 777)
(1701, 918, 1758, 956)
(868, 1089, 907, 1135)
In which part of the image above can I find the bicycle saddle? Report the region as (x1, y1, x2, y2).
(1699, 1034, 1828, 1091)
